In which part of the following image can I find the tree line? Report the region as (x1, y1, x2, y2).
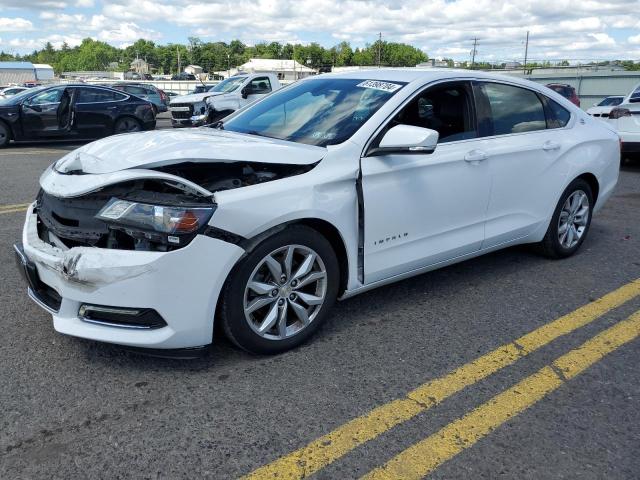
(0, 37, 428, 74)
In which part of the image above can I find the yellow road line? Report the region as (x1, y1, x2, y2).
(0, 208, 28, 215)
(242, 279, 640, 480)
(0, 203, 30, 215)
(0, 202, 31, 210)
(361, 310, 640, 480)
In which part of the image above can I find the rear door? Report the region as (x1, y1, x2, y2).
(472, 81, 572, 247)
(74, 87, 128, 138)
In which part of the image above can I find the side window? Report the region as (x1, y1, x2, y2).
(250, 77, 272, 94)
(77, 88, 125, 103)
(390, 81, 476, 143)
(480, 83, 546, 135)
(125, 86, 148, 96)
(545, 98, 571, 129)
(26, 88, 64, 105)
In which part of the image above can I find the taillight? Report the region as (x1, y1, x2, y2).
(159, 89, 167, 101)
(610, 108, 631, 120)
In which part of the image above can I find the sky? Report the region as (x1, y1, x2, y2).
(0, 0, 639, 62)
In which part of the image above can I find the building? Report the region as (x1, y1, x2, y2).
(0, 61, 36, 85)
(33, 64, 54, 82)
(184, 65, 204, 75)
(130, 58, 150, 75)
(231, 58, 316, 81)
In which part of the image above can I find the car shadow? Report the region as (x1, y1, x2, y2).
(76, 242, 555, 371)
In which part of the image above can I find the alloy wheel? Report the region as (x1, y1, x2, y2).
(558, 189, 590, 249)
(243, 245, 327, 340)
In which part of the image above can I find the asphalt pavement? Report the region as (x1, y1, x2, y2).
(0, 132, 639, 479)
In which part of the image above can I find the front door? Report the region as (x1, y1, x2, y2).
(21, 86, 71, 138)
(239, 76, 273, 108)
(361, 81, 491, 284)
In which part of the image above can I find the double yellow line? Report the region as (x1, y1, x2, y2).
(0, 203, 30, 215)
(243, 279, 640, 480)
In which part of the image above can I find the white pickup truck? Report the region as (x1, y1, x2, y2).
(169, 72, 281, 127)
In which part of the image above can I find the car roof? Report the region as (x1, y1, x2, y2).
(313, 68, 558, 91)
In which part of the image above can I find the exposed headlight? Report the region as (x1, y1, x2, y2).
(193, 101, 207, 115)
(96, 198, 215, 245)
(609, 107, 631, 120)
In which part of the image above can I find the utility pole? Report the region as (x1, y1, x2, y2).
(377, 32, 382, 68)
(177, 46, 181, 73)
(470, 37, 478, 69)
(523, 30, 529, 74)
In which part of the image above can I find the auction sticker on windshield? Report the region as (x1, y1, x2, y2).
(356, 80, 403, 92)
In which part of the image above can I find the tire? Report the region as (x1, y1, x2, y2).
(537, 178, 594, 258)
(219, 225, 339, 354)
(113, 117, 142, 134)
(0, 121, 10, 148)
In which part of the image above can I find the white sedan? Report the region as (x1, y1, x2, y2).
(15, 69, 620, 356)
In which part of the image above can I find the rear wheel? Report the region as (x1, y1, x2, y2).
(219, 226, 339, 354)
(538, 178, 593, 258)
(0, 122, 10, 148)
(114, 117, 142, 134)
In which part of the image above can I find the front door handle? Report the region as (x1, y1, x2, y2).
(464, 150, 488, 162)
(543, 141, 561, 151)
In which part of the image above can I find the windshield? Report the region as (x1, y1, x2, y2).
(222, 78, 407, 147)
(598, 97, 623, 106)
(210, 76, 246, 93)
(0, 85, 47, 105)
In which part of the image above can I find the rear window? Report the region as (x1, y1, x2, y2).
(77, 88, 126, 103)
(546, 99, 571, 128)
(481, 82, 546, 135)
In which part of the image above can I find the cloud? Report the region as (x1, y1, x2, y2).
(629, 34, 640, 45)
(0, 17, 33, 31)
(2, 0, 640, 60)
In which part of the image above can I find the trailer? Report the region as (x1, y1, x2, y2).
(34, 63, 55, 82)
(0, 62, 36, 85)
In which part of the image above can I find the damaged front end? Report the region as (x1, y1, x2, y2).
(36, 161, 314, 254)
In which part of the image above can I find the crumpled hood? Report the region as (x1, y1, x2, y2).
(170, 91, 225, 104)
(53, 128, 326, 174)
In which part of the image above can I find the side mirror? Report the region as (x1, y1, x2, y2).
(372, 125, 439, 155)
(241, 87, 249, 99)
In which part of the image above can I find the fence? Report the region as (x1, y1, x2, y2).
(505, 70, 640, 108)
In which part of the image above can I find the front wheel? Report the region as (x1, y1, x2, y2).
(219, 226, 339, 354)
(538, 178, 594, 258)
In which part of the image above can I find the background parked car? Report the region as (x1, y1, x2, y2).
(606, 83, 640, 156)
(545, 83, 580, 107)
(0, 84, 156, 147)
(586, 96, 625, 118)
(169, 72, 281, 127)
(0, 86, 29, 98)
(112, 82, 169, 113)
(171, 72, 196, 81)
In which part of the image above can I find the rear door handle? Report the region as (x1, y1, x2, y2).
(543, 141, 561, 151)
(464, 150, 488, 162)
